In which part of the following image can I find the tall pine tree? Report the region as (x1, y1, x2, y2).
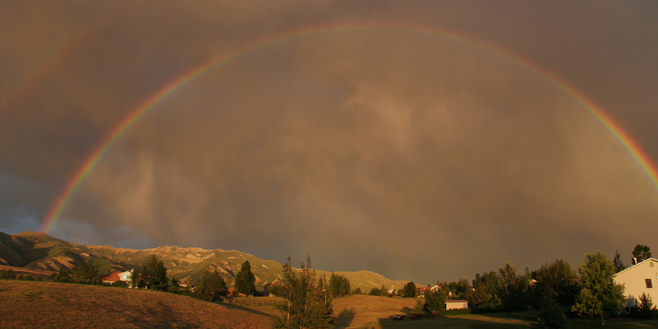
(235, 260, 256, 295)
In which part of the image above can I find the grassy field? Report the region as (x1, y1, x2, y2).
(0, 280, 274, 328)
(2, 281, 657, 328)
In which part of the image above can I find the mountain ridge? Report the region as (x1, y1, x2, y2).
(0, 231, 410, 292)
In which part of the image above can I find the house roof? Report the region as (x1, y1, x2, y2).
(102, 271, 121, 283)
(446, 300, 469, 303)
(612, 258, 658, 277)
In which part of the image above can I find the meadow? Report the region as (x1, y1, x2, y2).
(2, 281, 657, 328)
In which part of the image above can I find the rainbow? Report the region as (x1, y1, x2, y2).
(40, 22, 658, 233)
(1, 24, 97, 108)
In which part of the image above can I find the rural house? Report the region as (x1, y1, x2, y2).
(102, 271, 121, 285)
(445, 300, 469, 310)
(612, 258, 658, 307)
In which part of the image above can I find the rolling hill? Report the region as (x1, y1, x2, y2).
(0, 231, 409, 292)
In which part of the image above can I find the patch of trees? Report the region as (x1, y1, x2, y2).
(328, 272, 351, 298)
(194, 270, 228, 301)
(272, 256, 333, 329)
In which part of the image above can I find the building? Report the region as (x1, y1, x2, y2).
(445, 300, 469, 310)
(612, 258, 658, 307)
(102, 271, 121, 285)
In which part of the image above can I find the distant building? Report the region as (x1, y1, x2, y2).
(613, 258, 658, 308)
(102, 271, 121, 285)
(445, 300, 469, 310)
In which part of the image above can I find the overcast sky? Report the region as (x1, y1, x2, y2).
(1, 0, 657, 284)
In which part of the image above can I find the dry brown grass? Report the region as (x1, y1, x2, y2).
(0, 280, 274, 328)
(332, 295, 419, 328)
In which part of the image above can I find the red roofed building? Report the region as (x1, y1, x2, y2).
(102, 271, 121, 285)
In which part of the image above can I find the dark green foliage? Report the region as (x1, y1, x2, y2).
(329, 272, 351, 298)
(402, 281, 416, 298)
(0, 269, 16, 280)
(531, 259, 578, 308)
(469, 281, 492, 307)
(423, 289, 446, 313)
(131, 268, 145, 289)
(632, 244, 652, 263)
(533, 294, 567, 329)
(71, 258, 103, 285)
(196, 270, 228, 301)
(235, 260, 255, 295)
(473, 271, 500, 306)
(112, 280, 128, 288)
(638, 293, 656, 319)
(368, 287, 380, 296)
(17, 273, 39, 281)
(379, 284, 388, 297)
(142, 255, 168, 291)
(412, 300, 424, 315)
(612, 251, 626, 272)
(571, 250, 625, 326)
(273, 256, 333, 329)
(498, 261, 529, 313)
(51, 268, 72, 283)
(352, 287, 362, 295)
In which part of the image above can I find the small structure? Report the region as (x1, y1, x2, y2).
(445, 300, 469, 310)
(102, 271, 121, 285)
(613, 258, 658, 308)
(417, 286, 431, 298)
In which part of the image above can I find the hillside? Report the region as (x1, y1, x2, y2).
(0, 231, 409, 292)
(0, 280, 274, 328)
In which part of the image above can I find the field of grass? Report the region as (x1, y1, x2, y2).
(330, 295, 658, 329)
(2, 281, 657, 328)
(0, 280, 274, 328)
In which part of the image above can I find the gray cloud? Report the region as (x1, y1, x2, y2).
(1, 0, 657, 283)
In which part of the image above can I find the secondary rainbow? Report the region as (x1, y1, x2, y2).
(40, 22, 658, 233)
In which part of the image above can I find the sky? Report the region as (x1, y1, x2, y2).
(1, 0, 657, 284)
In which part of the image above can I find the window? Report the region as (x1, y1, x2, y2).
(646, 279, 653, 288)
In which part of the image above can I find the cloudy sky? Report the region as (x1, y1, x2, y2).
(1, 0, 657, 284)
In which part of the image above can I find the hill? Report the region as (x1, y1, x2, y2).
(0, 280, 273, 328)
(0, 231, 409, 292)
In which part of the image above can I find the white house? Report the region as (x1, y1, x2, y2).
(612, 258, 658, 307)
(119, 270, 133, 287)
(445, 300, 469, 310)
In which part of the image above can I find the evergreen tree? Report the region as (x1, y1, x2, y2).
(402, 281, 416, 298)
(612, 251, 626, 272)
(469, 281, 492, 307)
(329, 272, 351, 298)
(273, 256, 333, 329)
(352, 287, 362, 295)
(533, 294, 567, 329)
(571, 250, 625, 326)
(235, 260, 256, 295)
(632, 244, 652, 263)
(142, 255, 168, 290)
(638, 293, 655, 319)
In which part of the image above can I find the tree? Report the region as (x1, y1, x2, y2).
(571, 250, 625, 326)
(142, 255, 168, 290)
(632, 244, 652, 263)
(402, 281, 416, 298)
(273, 256, 333, 329)
(196, 270, 228, 301)
(533, 294, 567, 329)
(368, 287, 381, 296)
(469, 281, 492, 307)
(0, 269, 16, 280)
(235, 260, 256, 295)
(131, 268, 144, 288)
(424, 289, 446, 313)
(71, 258, 102, 285)
(352, 287, 362, 295)
(51, 268, 72, 283)
(412, 300, 424, 315)
(329, 272, 351, 298)
(498, 261, 529, 313)
(612, 251, 626, 273)
(638, 293, 655, 319)
(531, 259, 578, 308)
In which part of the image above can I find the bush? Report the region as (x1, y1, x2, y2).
(51, 269, 72, 283)
(112, 280, 128, 288)
(0, 269, 16, 280)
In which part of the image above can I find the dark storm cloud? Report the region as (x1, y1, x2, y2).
(1, 0, 657, 284)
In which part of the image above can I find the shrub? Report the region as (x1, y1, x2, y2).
(0, 269, 16, 280)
